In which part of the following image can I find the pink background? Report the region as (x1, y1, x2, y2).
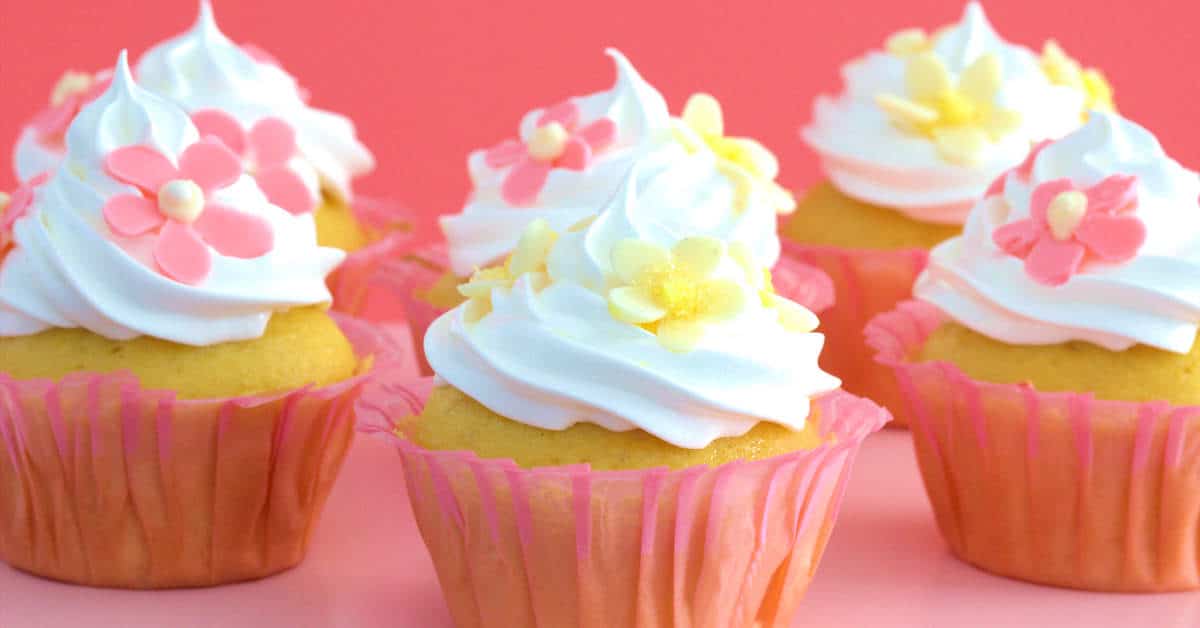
(1, 0, 1198, 219)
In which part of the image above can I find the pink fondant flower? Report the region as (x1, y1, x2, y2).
(485, 100, 617, 206)
(30, 70, 113, 145)
(101, 138, 275, 285)
(0, 173, 49, 255)
(993, 175, 1144, 286)
(191, 109, 317, 216)
(985, 139, 1054, 198)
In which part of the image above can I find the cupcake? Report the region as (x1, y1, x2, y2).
(393, 49, 831, 373)
(366, 166, 890, 627)
(11, 1, 407, 315)
(0, 52, 376, 589)
(784, 2, 1110, 426)
(867, 111, 1200, 591)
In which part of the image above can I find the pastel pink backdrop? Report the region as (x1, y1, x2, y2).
(1, 0, 1198, 219)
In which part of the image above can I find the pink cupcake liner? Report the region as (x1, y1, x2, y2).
(866, 300, 1200, 592)
(326, 195, 417, 317)
(359, 376, 890, 627)
(0, 314, 384, 589)
(782, 240, 929, 428)
(386, 241, 837, 376)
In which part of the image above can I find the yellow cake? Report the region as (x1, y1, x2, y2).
(0, 306, 359, 400)
(412, 385, 826, 471)
(782, 182, 959, 251)
(920, 321, 1200, 406)
(314, 194, 372, 253)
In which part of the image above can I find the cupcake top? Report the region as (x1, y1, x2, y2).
(915, 111, 1200, 353)
(803, 2, 1107, 224)
(14, 1, 375, 206)
(0, 52, 343, 346)
(426, 167, 839, 449)
(439, 49, 794, 278)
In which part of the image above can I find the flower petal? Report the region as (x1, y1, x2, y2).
(727, 137, 780, 180)
(484, 139, 528, 169)
(557, 138, 592, 171)
(1075, 214, 1146, 263)
(192, 204, 274, 259)
(1025, 237, 1086, 286)
(611, 238, 670, 284)
(656, 319, 705, 353)
(248, 117, 298, 167)
(698, 279, 745, 322)
(536, 100, 580, 129)
(982, 108, 1022, 141)
(178, 138, 244, 193)
(672, 236, 725, 278)
(608, 285, 667, 325)
(576, 118, 617, 152)
(992, 219, 1042, 257)
(508, 218, 557, 276)
(255, 166, 316, 215)
(104, 145, 178, 193)
(1029, 178, 1077, 225)
(1084, 174, 1138, 214)
(768, 182, 797, 214)
(906, 52, 952, 101)
(876, 94, 939, 130)
(933, 127, 989, 166)
(775, 298, 820, 333)
(1016, 139, 1053, 180)
(959, 53, 1002, 104)
(102, 195, 166, 237)
(500, 160, 551, 206)
(682, 93, 723, 138)
(155, 221, 212, 285)
(191, 109, 247, 156)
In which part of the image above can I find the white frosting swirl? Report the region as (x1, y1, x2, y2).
(440, 49, 783, 277)
(803, 2, 1085, 224)
(0, 52, 344, 346)
(426, 169, 840, 449)
(133, 1, 373, 201)
(916, 111, 1200, 353)
(13, 126, 63, 182)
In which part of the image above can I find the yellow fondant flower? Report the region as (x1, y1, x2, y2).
(675, 94, 796, 215)
(1041, 40, 1115, 116)
(884, 28, 937, 56)
(728, 243, 820, 333)
(458, 218, 558, 323)
(875, 52, 1022, 166)
(606, 236, 746, 352)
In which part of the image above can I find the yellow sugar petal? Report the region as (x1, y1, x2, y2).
(463, 297, 492, 324)
(672, 236, 725, 278)
(526, 270, 551, 292)
(983, 108, 1023, 141)
(509, 218, 557, 276)
(885, 28, 929, 56)
(608, 285, 667, 325)
(933, 127, 989, 166)
(769, 182, 797, 214)
(906, 52, 952, 101)
(671, 120, 708, 154)
(726, 137, 780, 179)
(568, 214, 598, 233)
(776, 298, 820, 333)
(699, 279, 745, 323)
(656, 319, 705, 353)
(1082, 69, 1115, 112)
(959, 53, 1002, 105)
(611, 238, 671, 284)
(727, 242, 756, 277)
(683, 93, 724, 138)
(876, 94, 939, 129)
(457, 277, 510, 299)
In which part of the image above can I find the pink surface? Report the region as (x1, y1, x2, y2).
(5, 429, 1197, 626)
(1, 329, 1194, 625)
(2, 1, 1199, 218)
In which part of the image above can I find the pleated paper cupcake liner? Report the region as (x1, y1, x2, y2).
(387, 241, 837, 376)
(327, 195, 417, 317)
(782, 240, 929, 428)
(359, 376, 890, 627)
(867, 300, 1200, 592)
(0, 314, 383, 589)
